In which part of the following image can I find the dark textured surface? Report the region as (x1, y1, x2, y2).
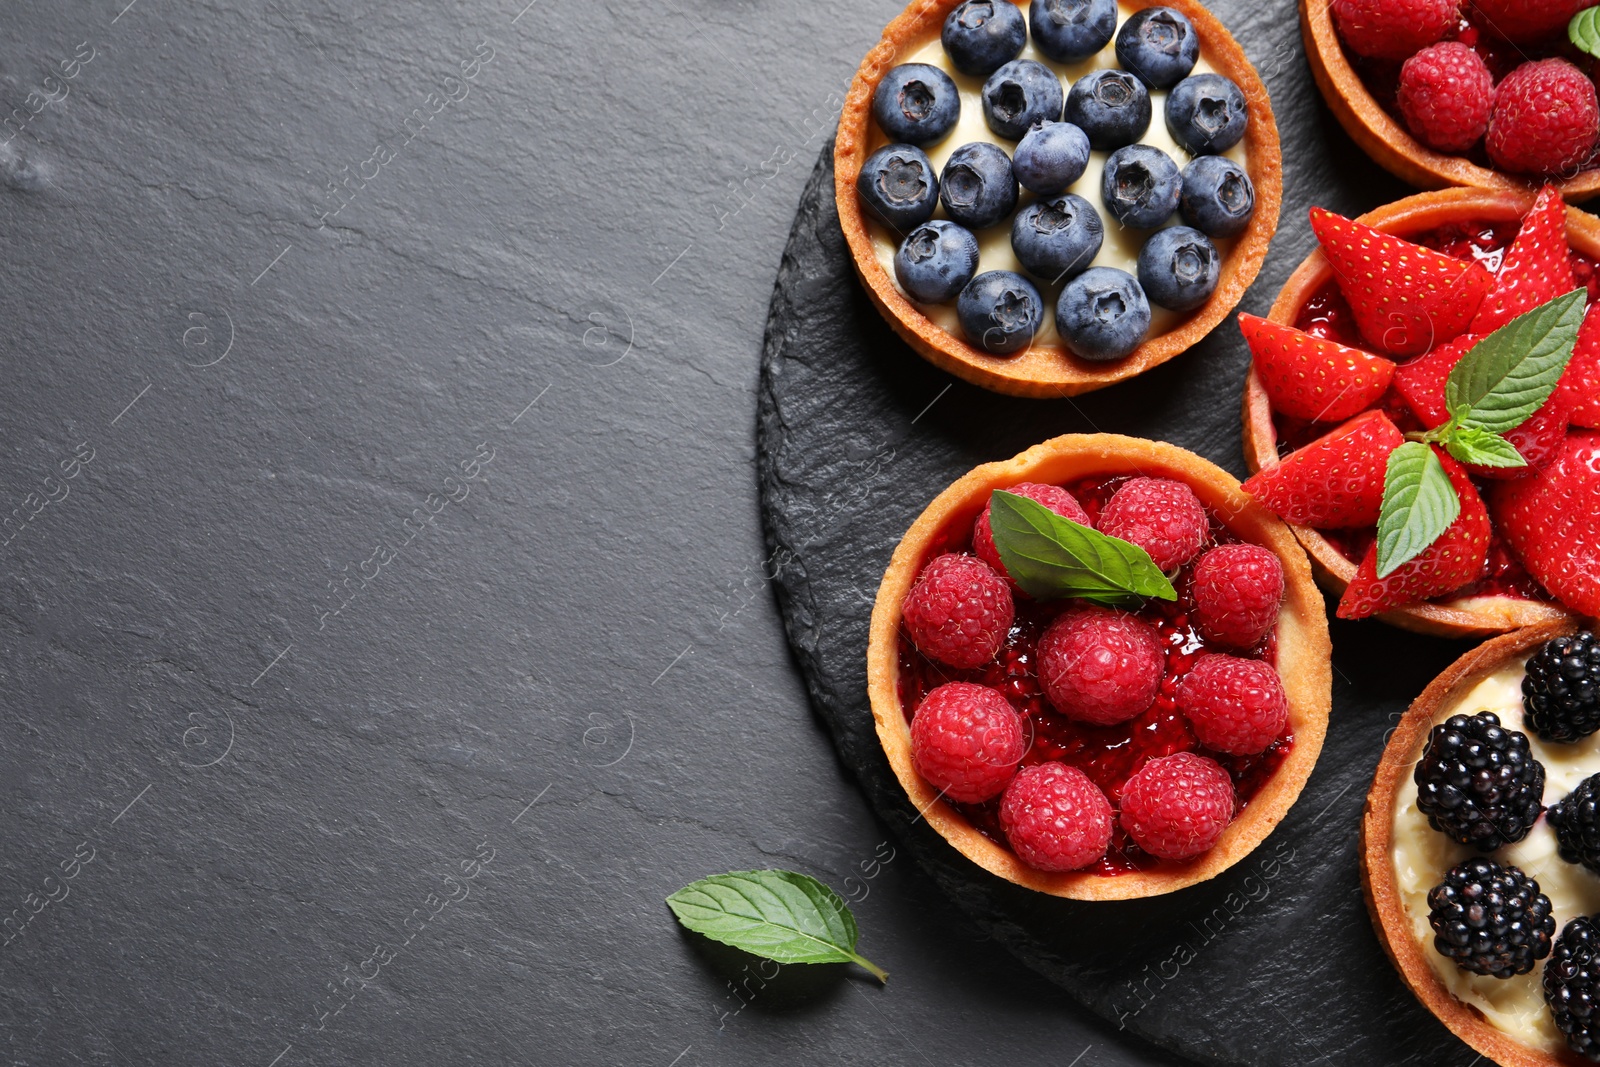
(757, 4, 1508, 1066)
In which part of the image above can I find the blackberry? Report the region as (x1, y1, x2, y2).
(1550, 775, 1600, 874)
(1413, 712, 1545, 851)
(1548, 916, 1600, 1061)
(1524, 631, 1600, 744)
(1427, 857, 1554, 978)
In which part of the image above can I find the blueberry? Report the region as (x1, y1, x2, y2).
(1165, 74, 1248, 155)
(873, 64, 962, 145)
(1136, 226, 1219, 311)
(1056, 267, 1151, 361)
(1115, 7, 1199, 90)
(1013, 120, 1092, 195)
(941, 0, 1028, 77)
(895, 220, 981, 304)
(1029, 0, 1117, 63)
(981, 60, 1065, 141)
(1011, 193, 1104, 281)
(857, 144, 940, 231)
(1180, 155, 1256, 238)
(1101, 144, 1181, 230)
(1063, 69, 1151, 150)
(958, 270, 1044, 355)
(940, 142, 1019, 229)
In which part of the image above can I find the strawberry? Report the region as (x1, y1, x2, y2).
(1559, 300, 1600, 429)
(1469, 186, 1575, 336)
(1241, 314, 1395, 423)
(1242, 410, 1404, 528)
(1492, 431, 1600, 616)
(1337, 449, 1490, 619)
(1310, 207, 1494, 357)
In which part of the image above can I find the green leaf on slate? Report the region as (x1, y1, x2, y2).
(1444, 290, 1584, 434)
(1441, 425, 1527, 469)
(1572, 7, 1600, 57)
(666, 869, 888, 983)
(988, 490, 1177, 605)
(1376, 442, 1460, 578)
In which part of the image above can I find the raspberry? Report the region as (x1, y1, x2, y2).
(1332, 0, 1458, 60)
(902, 553, 1014, 669)
(1190, 543, 1284, 649)
(973, 482, 1091, 584)
(999, 762, 1114, 871)
(1036, 606, 1165, 725)
(1176, 654, 1289, 756)
(910, 682, 1027, 804)
(1097, 477, 1208, 572)
(1473, 0, 1586, 44)
(1397, 42, 1494, 153)
(1119, 752, 1236, 861)
(1487, 59, 1600, 177)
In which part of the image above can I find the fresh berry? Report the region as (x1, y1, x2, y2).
(1492, 431, 1600, 616)
(940, 141, 1019, 230)
(1331, 0, 1458, 61)
(1559, 302, 1600, 430)
(1487, 59, 1600, 178)
(1523, 630, 1600, 743)
(1179, 155, 1255, 238)
(1470, 186, 1575, 335)
(942, 0, 1028, 77)
(872, 64, 962, 145)
(1176, 654, 1289, 756)
(1029, 0, 1117, 63)
(1137, 226, 1219, 312)
(902, 553, 1015, 668)
(1241, 314, 1396, 424)
(896, 220, 981, 304)
(1165, 73, 1249, 155)
(1338, 449, 1490, 618)
(1064, 69, 1152, 151)
(1546, 916, 1600, 1060)
(973, 481, 1092, 581)
(1102, 144, 1182, 230)
(982, 59, 1065, 141)
(1190, 542, 1285, 649)
(1118, 752, 1235, 860)
(1242, 409, 1404, 527)
(958, 270, 1044, 355)
(1115, 7, 1199, 90)
(1309, 207, 1494, 356)
(1098, 476, 1208, 571)
(1013, 120, 1092, 196)
(1549, 773, 1600, 873)
(999, 762, 1115, 871)
(1472, 0, 1587, 44)
(1413, 711, 1545, 851)
(1011, 193, 1105, 282)
(1427, 857, 1554, 978)
(857, 145, 939, 231)
(1396, 42, 1494, 154)
(1036, 606, 1165, 725)
(1056, 267, 1152, 362)
(910, 682, 1027, 803)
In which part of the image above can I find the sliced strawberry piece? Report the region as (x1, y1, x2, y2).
(1559, 301, 1600, 430)
(1242, 314, 1395, 424)
(1242, 410, 1404, 528)
(1468, 186, 1575, 336)
(1310, 207, 1494, 357)
(1337, 450, 1490, 619)
(1491, 431, 1600, 616)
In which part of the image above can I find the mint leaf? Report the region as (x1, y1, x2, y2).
(1442, 425, 1527, 469)
(989, 490, 1177, 604)
(1445, 290, 1584, 434)
(1376, 442, 1460, 578)
(1573, 6, 1600, 57)
(667, 870, 888, 982)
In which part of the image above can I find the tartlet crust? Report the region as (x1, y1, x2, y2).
(835, 0, 1284, 398)
(1361, 620, 1588, 1067)
(1241, 186, 1590, 639)
(1300, 0, 1600, 199)
(866, 434, 1332, 900)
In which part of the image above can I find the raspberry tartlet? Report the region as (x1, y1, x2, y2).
(836, 0, 1282, 397)
(867, 435, 1331, 899)
(1242, 187, 1600, 637)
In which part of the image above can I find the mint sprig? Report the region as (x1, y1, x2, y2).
(1572, 6, 1600, 57)
(1376, 443, 1459, 577)
(989, 490, 1177, 604)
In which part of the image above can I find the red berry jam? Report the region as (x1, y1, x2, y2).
(896, 476, 1294, 876)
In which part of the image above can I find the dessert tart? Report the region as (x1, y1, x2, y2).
(867, 434, 1330, 900)
(836, 0, 1282, 398)
(1242, 186, 1600, 638)
(1363, 620, 1600, 1066)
